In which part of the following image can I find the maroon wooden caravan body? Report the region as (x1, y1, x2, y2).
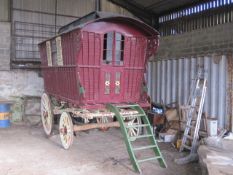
(38, 12, 168, 171)
(39, 12, 159, 110)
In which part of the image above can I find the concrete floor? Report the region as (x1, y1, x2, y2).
(0, 124, 201, 175)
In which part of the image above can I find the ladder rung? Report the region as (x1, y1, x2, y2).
(184, 134, 193, 140)
(116, 104, 138, 108)
(138, 156, 161, 163)
(133, 145, 157, 151)
(130, 134, 153, 140)
(182, 144, 192, 150)
(122, 114, 144, 118)
(186, 124, 195, 129)
(108, 103, 167, 171)
(125, 124, 150, 128)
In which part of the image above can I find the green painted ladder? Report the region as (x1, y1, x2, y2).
(107, 104, 167, 173)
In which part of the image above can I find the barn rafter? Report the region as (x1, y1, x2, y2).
(108, 0, 212, 28)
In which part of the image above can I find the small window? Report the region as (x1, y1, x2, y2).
(56, 37, 63, 66)
(115, 33, 124, 66)
(46, 41, 52, 66)
(51, 39, 57, 66)
(103, 32, 113, 65)
(103, 32, 125, 66)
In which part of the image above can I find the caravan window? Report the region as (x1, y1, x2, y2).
(103, 32, 124, 66)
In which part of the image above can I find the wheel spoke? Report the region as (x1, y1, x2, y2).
(131, 118, 136, 123)
(42, 99, 47, 109)
(127, 115, 141, 140)
(128, 130, 132, 136)
(131, 128, 137, 136)
(97, 116, 112, 131)
(134, 128, 139, 135)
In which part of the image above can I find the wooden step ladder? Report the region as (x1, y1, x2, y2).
(107, 104, 167, 173)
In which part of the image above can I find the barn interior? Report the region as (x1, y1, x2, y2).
(0, 0, 233, 175)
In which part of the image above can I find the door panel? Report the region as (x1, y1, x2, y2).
(100, 67, 124, 103)
(100, 31, 125, 103)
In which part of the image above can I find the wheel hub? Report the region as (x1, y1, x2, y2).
(60, 127, 68, 135)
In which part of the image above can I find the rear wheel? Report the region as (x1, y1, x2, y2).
(59, 112, 74, 149)
(126, 116, 141, 141)
(41, 93, 54, 136)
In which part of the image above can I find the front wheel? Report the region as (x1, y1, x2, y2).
(59, 112, 74, 149)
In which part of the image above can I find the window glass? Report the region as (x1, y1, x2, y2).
(103, 32, 113, 64)
(103, 32, 124, 66)
(115, 33, 124, 65)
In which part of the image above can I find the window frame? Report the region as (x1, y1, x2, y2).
(46, 41, 52, 66)
(45, 36, 63, 67)
(56, 36, 64, 66)
(102, 31, 125, 66)
(51, 39, 57, 66)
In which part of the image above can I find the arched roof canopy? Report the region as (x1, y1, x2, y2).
(58, 11, 159, 37)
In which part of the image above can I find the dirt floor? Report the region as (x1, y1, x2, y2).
(0, 123, 201, 175)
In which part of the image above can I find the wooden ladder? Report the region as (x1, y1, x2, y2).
(107, 104, 167, 173)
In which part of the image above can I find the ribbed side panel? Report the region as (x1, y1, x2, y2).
(147, 54, 229, 128)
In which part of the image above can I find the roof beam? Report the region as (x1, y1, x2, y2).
(158, 0, 211, 16)
(107, 0, 155, 26)
(145, 0, 173, 10)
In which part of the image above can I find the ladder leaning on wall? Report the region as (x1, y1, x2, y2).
(176, 68, 207, 164)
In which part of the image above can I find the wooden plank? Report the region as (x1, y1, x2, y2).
(73, 122, 120, 131)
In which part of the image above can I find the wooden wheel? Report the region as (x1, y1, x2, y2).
(59, 112, 74, 149)
(126, 116, 142, 141)
(96, 116, 113, 131)
(41, 93, 54, 136)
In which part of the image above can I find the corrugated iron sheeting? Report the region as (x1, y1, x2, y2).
(147, 54, 230, 128)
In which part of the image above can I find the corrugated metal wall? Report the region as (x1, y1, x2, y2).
(147, 54, 230, 128)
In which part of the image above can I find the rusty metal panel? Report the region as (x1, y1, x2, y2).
(147, 54, 230, 128)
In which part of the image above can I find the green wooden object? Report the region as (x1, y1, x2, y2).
(79, 86, 85, 94)
(132, 105, 167, 168)
(107, 104, 167, 173)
